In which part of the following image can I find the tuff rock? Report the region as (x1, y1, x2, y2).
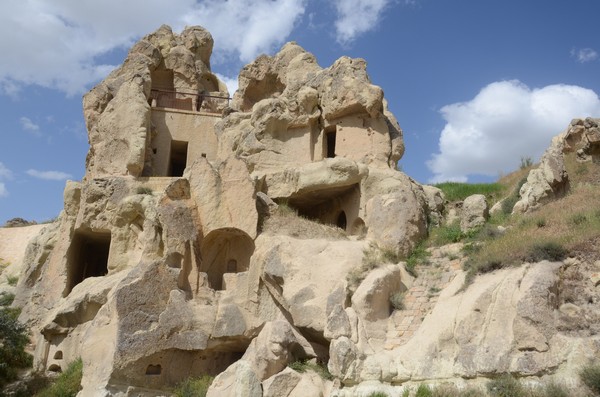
(2, 25, 599, 397)
(513, 117, 600, 213)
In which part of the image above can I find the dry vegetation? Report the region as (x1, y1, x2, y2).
(261, 203, 348, 240)
(429, 154, 600, 287)
(347, 243, 402, 293)
(463, 156, 600, 284)
(378, 370, 597, 396)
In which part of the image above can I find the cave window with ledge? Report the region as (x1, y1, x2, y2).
(324, 126, 337, 158)
(201, 229, 255, 291)
(64, 229, 111, 296)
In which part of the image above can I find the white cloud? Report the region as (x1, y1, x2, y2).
(427, 80, 600, 183)
(0, 0, 308, 95)
(26, 169, 72, 181)
(183, 0, 306, 62)
(572, 48, 599, 63)
(0, 162, 11, 197)
(19, 116, 40, 133)
(333, 0, 390, 43)
(215, 73, 238, 97)
(0, 162, 12, 180)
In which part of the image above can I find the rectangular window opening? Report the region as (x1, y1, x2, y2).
(64, 230, 111, 296)
(169, 140, 189, 177)
(325, 128, 336, 158)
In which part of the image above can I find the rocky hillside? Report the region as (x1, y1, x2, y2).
(1, 25, 599, 397)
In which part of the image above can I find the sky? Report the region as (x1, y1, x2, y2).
(1, 0, 599, 224)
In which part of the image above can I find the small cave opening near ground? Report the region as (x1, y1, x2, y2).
(121, 344, 250, 388)
(64, 229, 111, 296)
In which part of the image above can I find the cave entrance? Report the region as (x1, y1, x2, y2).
(325, 127, 336, 158)
(200, 228, 255, 291)
(151, 69, 175, 91)
(336, 211, 347, 230)
(65, 229, 111, 296)
(169, 140, 188, 177)
(281, 184, 360, 232)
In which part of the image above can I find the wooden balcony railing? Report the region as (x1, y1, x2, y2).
(149, 89, 230, 114)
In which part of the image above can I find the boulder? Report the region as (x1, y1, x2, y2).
(365, 177, 428, 257)
(241, 320, 316, 381)
(188, 156, 258, 238)
(207, 360, 262, 397)
(351, 264, 406, 322)
(460, 194, 489, 232)
(255, 235, 365, 334)
(513, 131, 570, 213)
(422, 185, 445, 227)
(262, 367, 302, 397)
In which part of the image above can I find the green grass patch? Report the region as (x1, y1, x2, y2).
(288, 359, 333, 380)
(6, 275, 18, 286)
(524, 242, 568, 262)
(390, 291, 405, 310)
(34, 358, 82, 397)
(405, 243, 431, 276)
(429, 221, 483, 247)
(0, 292, 15, 306)
(399, 379, 572, 397)
(487, 374, 524, 397)
(433, 182, 505, 202)
(500, 177, 528, 215)
(0, 259, 8, 274)
(580, 363, 600, 395)
(172, 375, 214, 397)
(460, 183, 600, 289)
(135, 187, 153, 195)
(415, 384, 433, 397)
(430, 222, 464, 245)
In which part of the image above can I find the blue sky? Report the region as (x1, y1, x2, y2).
(1, 0, 599, 224)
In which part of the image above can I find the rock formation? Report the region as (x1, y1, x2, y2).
(5, 25, 599, 397)
(513, 117, 599, 213)
(8, 25, 430, 396)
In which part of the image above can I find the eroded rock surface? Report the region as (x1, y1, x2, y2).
(513, 117, 600, 213)
(7, 24, 598, 397)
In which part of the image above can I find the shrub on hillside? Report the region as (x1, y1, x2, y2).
(173, 375, 214, 397)
(34, 358, 82, 397)
(500, 177, 528, 215)
(0, 292, 15, 306)
(415, 384, 433, 397)
(525, 242, 568, 262)
(390, 291, 405, 310)
(433, 182, 505, 202)
(0, 308, 32, 389)
(487, 374, 524, 397)
(580, 363, 600, 395)
(288, 359, 333, 380)
(406, 243, 431, 276)
(135, 187, 153, 195)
